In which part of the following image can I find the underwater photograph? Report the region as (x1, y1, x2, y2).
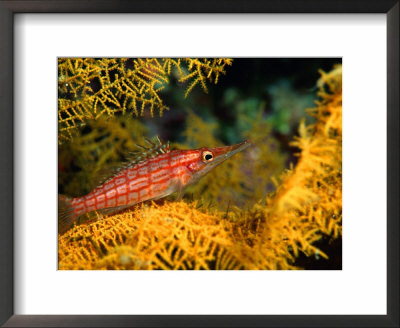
(58, 58, 342, 270)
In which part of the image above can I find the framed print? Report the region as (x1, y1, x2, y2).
(1, 1, 398, 327)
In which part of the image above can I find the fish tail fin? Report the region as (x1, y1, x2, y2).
(58, 195, 77, 235)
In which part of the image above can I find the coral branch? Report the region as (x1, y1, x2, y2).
(58, 58, 232, 143)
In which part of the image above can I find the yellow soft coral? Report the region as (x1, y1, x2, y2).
(58, 58, 232, 143)
(253, 64, 342, 267)
(59, 202, 242, 270)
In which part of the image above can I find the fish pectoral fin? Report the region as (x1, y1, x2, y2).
(176, 182, 184, 201)
(96, 204, 133, 216)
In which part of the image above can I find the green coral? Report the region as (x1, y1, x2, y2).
(266, 79, 316, 135)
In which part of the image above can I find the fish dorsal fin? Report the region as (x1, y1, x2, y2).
(92, 136, 170, 187)
(126, 136, 170, 167)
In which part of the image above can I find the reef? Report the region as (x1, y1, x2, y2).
(58, 63, 342, 270)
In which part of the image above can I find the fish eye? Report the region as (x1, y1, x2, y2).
(202, 151, 213, 163)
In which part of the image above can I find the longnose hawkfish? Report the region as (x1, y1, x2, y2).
(58, 137, 252, 233)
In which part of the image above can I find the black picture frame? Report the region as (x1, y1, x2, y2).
(0, 1, 398, 327)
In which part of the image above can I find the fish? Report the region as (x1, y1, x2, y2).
(58, 136, 252, 234)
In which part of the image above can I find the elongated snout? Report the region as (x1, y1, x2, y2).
(212, 140, 252, 165)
